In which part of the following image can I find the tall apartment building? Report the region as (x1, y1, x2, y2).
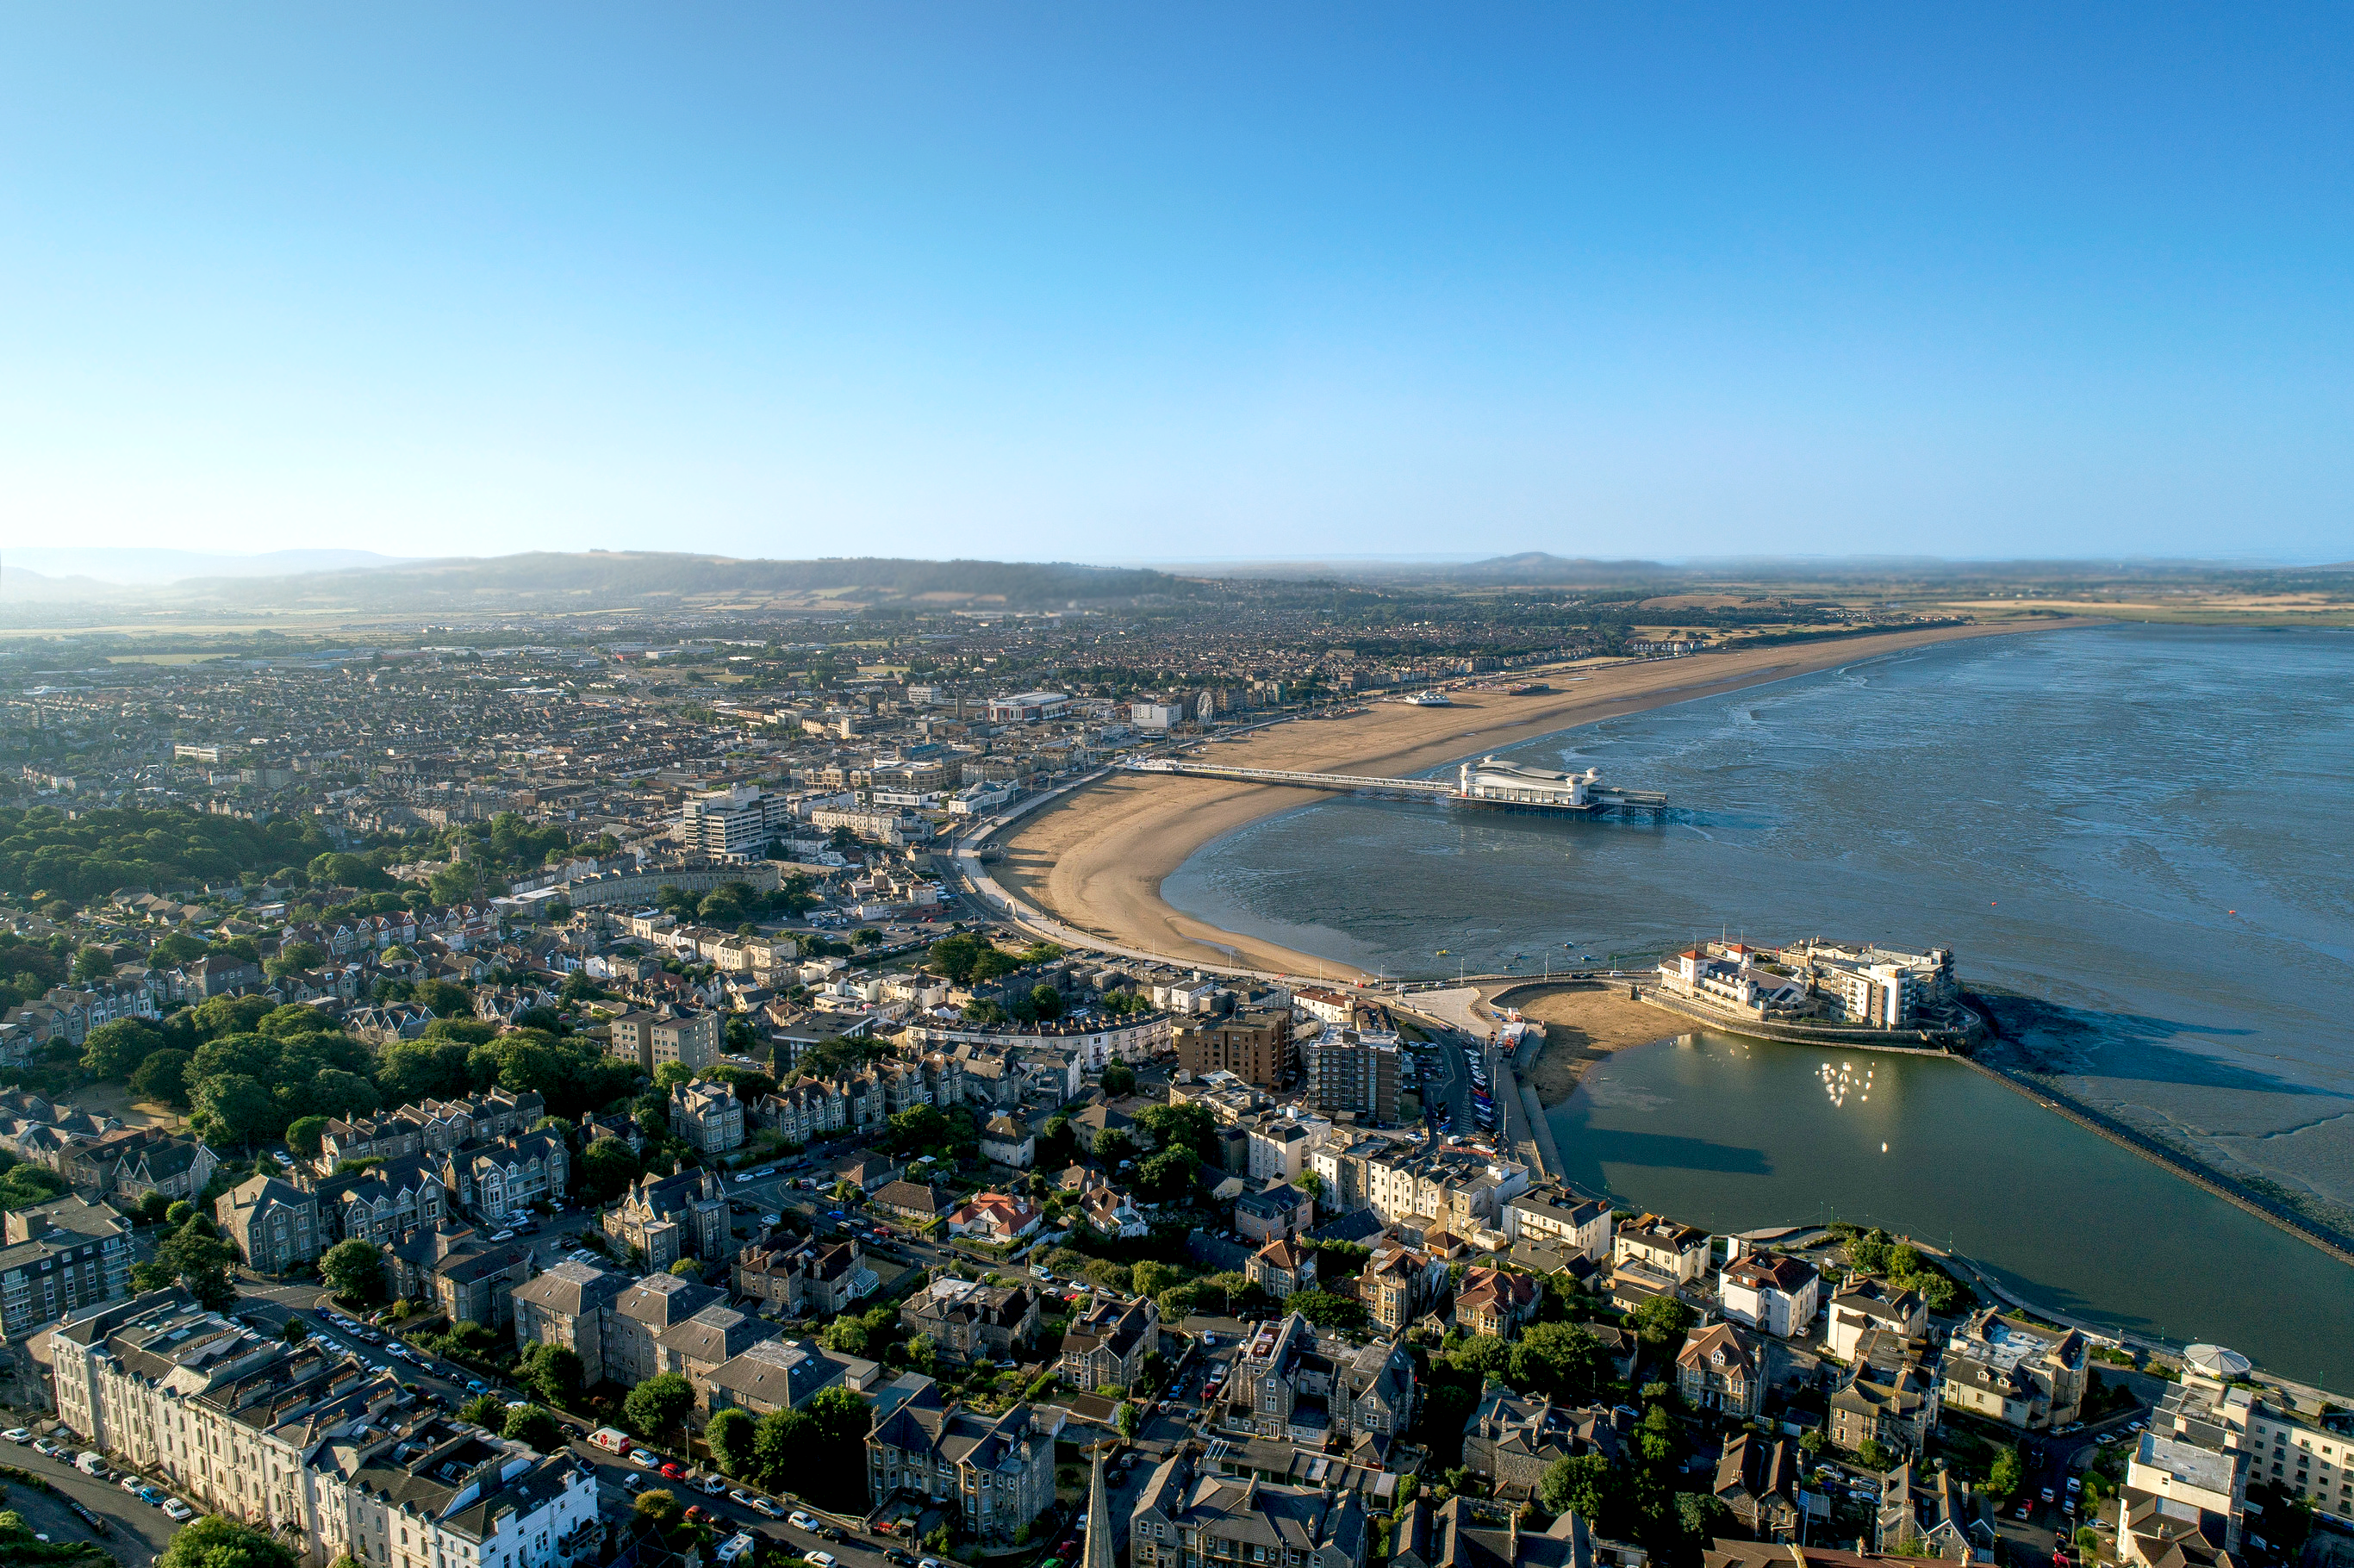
(0, 1198, 130, 1338)
(510, 1260, 631, 1385)
(867, 1382, 1062, 1543)
(1175, 1009, 1295, 1088)
(1311, 1028, 1401, 1123)
(677, 784, 792, 857)
(607, 1007, 722, 1075)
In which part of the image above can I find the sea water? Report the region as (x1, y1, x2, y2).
(1162, 625, 2354, 1382)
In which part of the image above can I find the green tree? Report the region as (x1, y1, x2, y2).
(707, 1406, 757, 1476)
(1628, 1293, 1697, 1355)
(131, 1047, 195, 1106)
(158, 1515, 301, 1568)
(1987, 1444, 2024, 1500)
(624, 1372, 695, 1445)
(518, 1341, 584, 1406)
(165, 1198, 196, 1227)
(134, 1221, 238, 1309)
(1541, 1453, 1620, 1522)
(1449, 1335, 1515, 1381)
(461, 1393, 509, 1428)
(1137, 1147, 1195, 1203)
(503, 1404, 564, 1452)
(1100, 1063, 1137, 1098)
(800, 1386, 874, 1509)
(577, 1136, 642, 1200)
(321, 1239, 386, 1303)
(632, 1488, 682, 1528)
(1675, 1492, 1730, 1541)
(1858, 1437, 1893, 1472)
(286, 1115, 330, 1156)
(1289, 1290, 1367, 1328)
(889, 1104, 950, 1154)
(1512, 1322, 1611, 1402)
(652, 1060, 695, 1092)
(669, 1258, 702, 1278)
(73, 944, 116, 983)
(267, 941, 327, 978)
(0, 1163, 69, 1210)
(1094, 1129, 1137, 1168)
(750, 1406, 813, 1490)
(1118, 1401, 1141, 1438)
(193, 1071, 280, 1147)
(83, 1017, 166, 1079)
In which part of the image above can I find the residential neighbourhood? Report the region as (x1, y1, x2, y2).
(0, 650, 2342, 1568)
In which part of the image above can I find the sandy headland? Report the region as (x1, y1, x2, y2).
(994, 619, 2099, 980)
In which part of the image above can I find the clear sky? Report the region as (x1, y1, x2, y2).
(4, 5, 2350, 564)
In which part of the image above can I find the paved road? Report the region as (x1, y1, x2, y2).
(0, 1435, 180, 1567)
(570, 1439, 913, 1568)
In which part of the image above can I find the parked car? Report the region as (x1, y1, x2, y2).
(729, 1490, 758, 1508)
(1, 1428, 28, 1443)
(753, 1497, 784, 1518)
(790, 1511, 819, 1531)
(162, 1498, 196, 1521)
(660, 1463, 687, 1480)
(631, 1450, 658, 1469)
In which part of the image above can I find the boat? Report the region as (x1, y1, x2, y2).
(1403, 691, 1454, 706)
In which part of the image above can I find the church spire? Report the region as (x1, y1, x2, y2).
(1082, 1442, 1117, 1568)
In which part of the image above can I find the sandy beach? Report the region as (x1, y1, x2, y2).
(1493, 983, 1688, 1105)
(996, 619, 2099, 978)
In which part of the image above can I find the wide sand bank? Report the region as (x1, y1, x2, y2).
(995, 620, 2096, 978)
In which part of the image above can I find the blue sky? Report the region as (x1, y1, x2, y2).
(4, 5, 2349, 564)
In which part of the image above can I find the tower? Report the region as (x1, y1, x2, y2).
(1082, 1441, 1116, 1568)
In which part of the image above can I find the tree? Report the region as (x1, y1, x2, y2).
(1029, 983, 1063, 1020)
(1857, 1438, 1893, 1472)
(1094, 1129, 1137, 1168)
(461, 1393, 509, 1428)
(83, 1017, 166, 1080)
(751, 1406, 813, 1490)
(267, 941, 326, 978)
(1131, 1260, 1182, 1300)
(1099, 1063, 1137, 1098)
(283, 1316, 310, 1343)
(1297, 1169, 1325, 1201)
(1628, 1293, 1697, 1354)
(669, 1258, 702, 1278)
(503, 1404, 564, 1452)
(519, 1341, 583, 1406)
(159, 1515, 301, 1568)
(194, 1072, 280, 1148)
(801, 1385, 873, 1507)
(134, 1220, 238, 1309)
(1541, 1453, 1620, 1522)
(889, 1104, 950, 1154)
(1987, 1444, 2024, 1500)
(1512, 1322, 1611, 1403)
(322, 1239, 386, 1304)
(632, 1488, 682, 1528)
(651, 1060, 695, 1092)
(1449, 1335, 1515, 1381)
(1137, 1147, 1195, 1203)
(1675, 1492, 1730, 1541)
(707, 1406, 757, 1476)
(1118, 1401, 1141, 1438)
(286, 1115, 330, 1156)
(578, 1136, 642, 1200)
(73, 944, 115, 983)
(131, 1047, 194, 1106)
(624, 1372, 695, 1445)
(1289, 1290, 1367, 1328)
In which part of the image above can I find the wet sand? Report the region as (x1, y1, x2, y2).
(996, 620, 2098, 979)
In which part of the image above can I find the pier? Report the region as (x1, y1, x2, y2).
(1129, 753, 1668, 813)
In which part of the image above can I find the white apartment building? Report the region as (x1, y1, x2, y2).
(51, 1288, 598, 1568)
(1504, 1189, 1613, 1260)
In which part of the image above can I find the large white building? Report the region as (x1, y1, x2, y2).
(48, 1288, 597, 1568)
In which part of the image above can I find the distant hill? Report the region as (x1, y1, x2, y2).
(3, 547, 414, 585)
(131, 551, 1184, 613)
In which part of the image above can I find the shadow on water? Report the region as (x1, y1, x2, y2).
(1984, 994, 2351, 1101)
(1547, 1098, 1774, 1196)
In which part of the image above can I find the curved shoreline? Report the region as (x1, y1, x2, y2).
(995, 619, 2102, 978)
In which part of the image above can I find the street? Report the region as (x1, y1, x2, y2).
(0, 1434, 180, 1568)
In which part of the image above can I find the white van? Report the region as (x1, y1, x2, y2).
(77, 1451, 108, 1477)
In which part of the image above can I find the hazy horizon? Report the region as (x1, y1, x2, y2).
(7, 6, 2351, 563)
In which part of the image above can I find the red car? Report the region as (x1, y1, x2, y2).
(686, 1506, 708, 1524)
(660, 1463, 686, 1480)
